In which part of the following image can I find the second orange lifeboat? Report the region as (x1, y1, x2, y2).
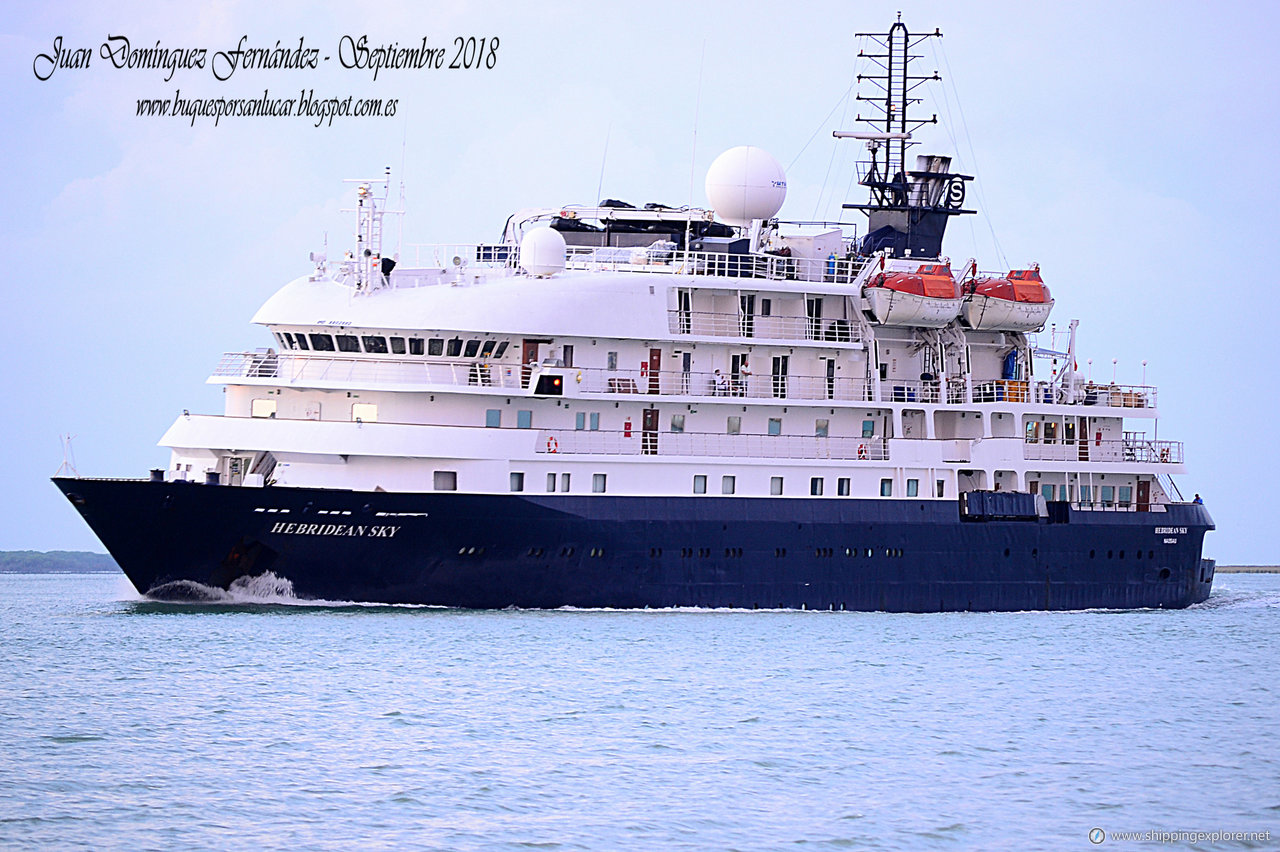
(960, 266, 1053, 331)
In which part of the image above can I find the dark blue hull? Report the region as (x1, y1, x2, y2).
(53, 478, 1215, 611)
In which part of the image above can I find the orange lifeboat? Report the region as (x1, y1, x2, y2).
(864, 262, 962, 328)
(960, 266, 1053, 331)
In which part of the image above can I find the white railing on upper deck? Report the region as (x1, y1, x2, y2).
(213, 353, 1158, 413)
(576, 367, 873, 403)
(563, 246, 867, 284)
(1023, 438, 1182, 464)
(667, 311, 863, 342)
(396, 243, 867, 285)
(952, 379, 1157, 409)
(213, 352, 526, 390)
(536, 429, 889, 461)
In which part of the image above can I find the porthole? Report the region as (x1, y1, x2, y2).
(1004, 548, 1010, 557)
(1159, 568, 1171, 579)
(1089, 549, 1096, 559)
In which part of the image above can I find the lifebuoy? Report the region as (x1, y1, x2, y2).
(858, 444, 868, 460)
(547, 436, 559, 453)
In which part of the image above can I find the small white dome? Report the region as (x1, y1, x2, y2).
(705, 146, 787, 227)
(520, 227, 567, 277)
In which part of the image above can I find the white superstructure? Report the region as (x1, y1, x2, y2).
(159, 168, 1183, 518)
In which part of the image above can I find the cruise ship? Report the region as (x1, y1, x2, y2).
(55, 19, 1215, 610)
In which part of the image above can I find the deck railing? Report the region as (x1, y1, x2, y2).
(666, 310, 863, 342)
(1023, 438, 1182, 464)
(396, 243, 868, 284)
(536, 429, 889, 461)
(575, 366, 873, 403)
(213, 352, 526, 390)
(213, 353, 1160, 413)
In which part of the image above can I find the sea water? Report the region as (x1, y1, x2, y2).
(1, 572, 1277, 851)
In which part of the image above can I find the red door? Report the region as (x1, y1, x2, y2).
(1136, 480, 1150, 512)
(648, 348, 661, 394)
(642, 408, 659, 455)
(521, 340, 539, 388)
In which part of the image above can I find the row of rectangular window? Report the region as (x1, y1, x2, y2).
(505, 472, 608, 493)
(278, 332, 510, 360)
(430, 470, 940, 498)
(1037, 483, 1133, 504)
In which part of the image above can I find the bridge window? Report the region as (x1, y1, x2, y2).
(446, 338, 463, 357)
(409, 338, 424, 355)
(428, 338, 443, 356)
(390, 337, 406, 355)
(480, 340, 496, 358)
(309, 333, 336, 351)
(494, 341, 510, 358)
(336, 335, 360, 353)
(294, 333, 309, 351)
(464, 339, 481, 358)
(362, 335, 388, 354)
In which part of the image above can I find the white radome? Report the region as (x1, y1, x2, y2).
(705, 146, 787, 226)
(520, 226, 567, 277)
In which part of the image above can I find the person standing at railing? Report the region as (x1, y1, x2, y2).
(714, 369, 728, 396)
(1193, 493, 1203, 504)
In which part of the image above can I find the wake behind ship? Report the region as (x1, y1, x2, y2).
(55, 18, 1215, 610)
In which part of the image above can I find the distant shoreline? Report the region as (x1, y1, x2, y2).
(1216, 566, 1280, 573)
(0, 551, 119, 574)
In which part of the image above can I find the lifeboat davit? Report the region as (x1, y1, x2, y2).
(864, 263, 962, 328)
(960, 266, 1053, 331)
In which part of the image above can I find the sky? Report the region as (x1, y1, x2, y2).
(2, 1, 1278, 564)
